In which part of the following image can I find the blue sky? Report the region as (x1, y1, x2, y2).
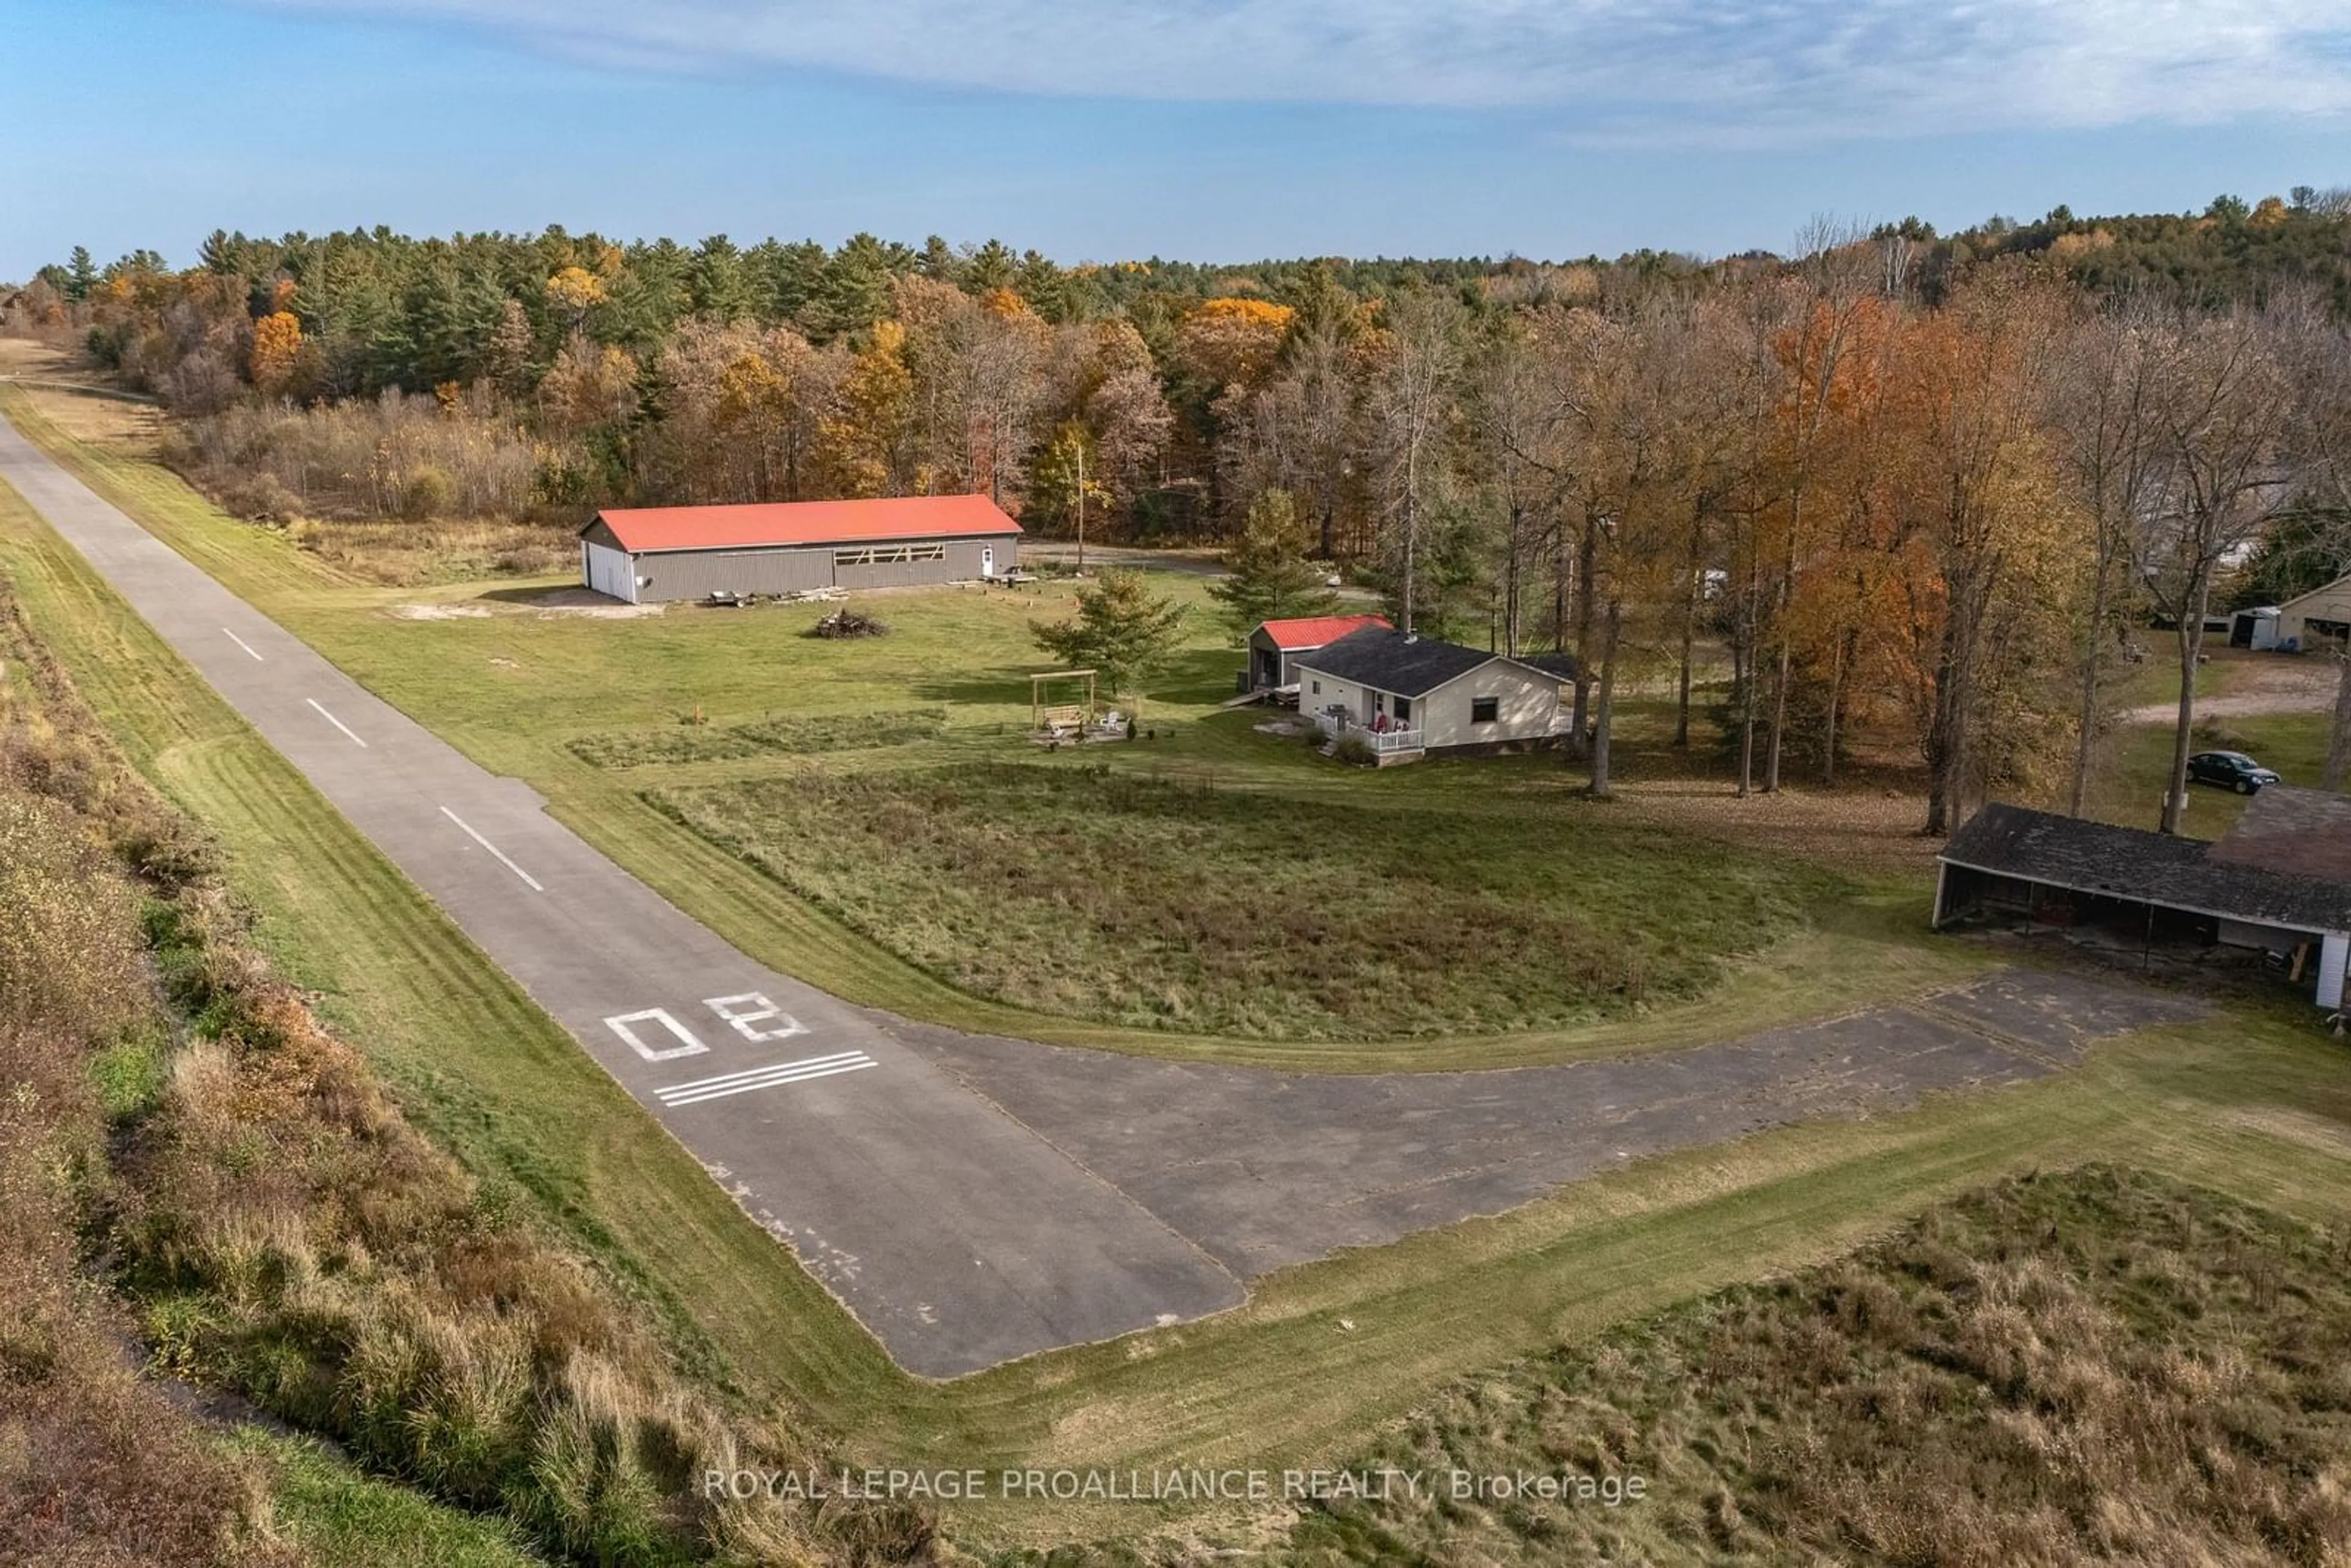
(5, 0, 2348, 280)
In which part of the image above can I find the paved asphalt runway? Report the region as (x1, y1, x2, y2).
(902, 969, 2203, 1277)
(0, 406, 2208, 1379)
(0, 412, 1245, 1378)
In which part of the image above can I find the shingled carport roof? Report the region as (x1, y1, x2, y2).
(1940, 801, 2351, 933)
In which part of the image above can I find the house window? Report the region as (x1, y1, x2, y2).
(1471, 696, 1499, 724)
(1395, 696, 1412, 722)
(1311, 680, 1321, 695)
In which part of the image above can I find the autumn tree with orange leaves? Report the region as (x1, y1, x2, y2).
(248, 309, 302, 395)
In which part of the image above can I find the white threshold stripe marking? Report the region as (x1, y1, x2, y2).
(657, 1051, 868, 1095)
(656, 1053, 879, 1107)
(223, 628, 264, 661)
(438, 806, 546, 892)
(659, 1060, 877, 1107)
(306, 697, 367, 747)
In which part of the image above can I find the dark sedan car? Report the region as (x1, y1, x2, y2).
(2187, 751, 2281, 793)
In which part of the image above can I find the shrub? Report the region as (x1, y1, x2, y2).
(1332, 732, 1377, 766)
(401, 463, 455, 521)
(218, 472, 304, 525)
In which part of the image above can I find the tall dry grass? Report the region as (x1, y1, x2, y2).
(0, 620, 294, 1564)
(1288, 1164, 2351, 1566)
(0, 589, 930, 1566)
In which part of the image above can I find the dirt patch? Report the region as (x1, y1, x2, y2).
(527, 587, 666, 618)
(388, 602, 492, 621)
(2122, 655, 2336, 724)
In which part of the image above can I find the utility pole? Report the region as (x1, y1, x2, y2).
(1075, 439, 1087, 576)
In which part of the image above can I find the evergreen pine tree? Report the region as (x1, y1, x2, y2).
(1209, 489, 1337, 635)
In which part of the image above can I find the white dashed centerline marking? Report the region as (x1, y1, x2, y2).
(306, 697, 367, 747)
(655, 1051, 878, 1108)
(440, 806, 546, 893)
(223, 628, 264, 661)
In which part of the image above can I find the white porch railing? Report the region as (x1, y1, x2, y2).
(1313, 710, 1424, 756)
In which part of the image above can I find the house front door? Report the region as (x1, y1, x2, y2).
(981, 546, 997, 578)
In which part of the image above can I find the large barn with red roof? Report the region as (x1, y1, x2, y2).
(579, 495, 1022, 604)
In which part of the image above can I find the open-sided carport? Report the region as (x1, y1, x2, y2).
(1934, 800, 2351, 1010)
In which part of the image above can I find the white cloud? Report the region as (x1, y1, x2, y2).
(247, 0, 2351, 139)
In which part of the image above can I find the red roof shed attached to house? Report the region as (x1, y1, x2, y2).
(1247, 613, 1391, 689)
(578, 495, 1022, 604)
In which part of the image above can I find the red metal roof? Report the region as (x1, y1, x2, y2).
(590, 495, 1023, 553)
(1256, 613, 1391, 650)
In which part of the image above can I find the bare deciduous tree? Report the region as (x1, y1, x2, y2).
(1365, 290, 1463, 634)
(2137, 309, 2298, 834)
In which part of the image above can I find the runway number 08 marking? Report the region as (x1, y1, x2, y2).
(705, 992, 809, 1044)
(602, 1008, 709, 1062)
(603, 994, 809, 1062)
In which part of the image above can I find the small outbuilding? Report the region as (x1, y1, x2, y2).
(1246, 613, 1392, 691)
(1292, 627, 1572, 762)
(1934, 798, 2351, 1009)
(2229, 606, 2284, 651)
(580, 495, 1022, 604)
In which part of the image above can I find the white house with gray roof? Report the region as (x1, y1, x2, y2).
(1292, 626, 1574, 762)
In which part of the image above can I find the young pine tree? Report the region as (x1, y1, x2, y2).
(1209, 488, 1337, 636)
(1031, 569, 1187, 699)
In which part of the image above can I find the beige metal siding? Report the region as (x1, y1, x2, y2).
(2281, 577, 2351, 645)
(1417, 662, 1561, 749)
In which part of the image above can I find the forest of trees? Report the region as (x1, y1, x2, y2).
(5, 187, 2350, 831)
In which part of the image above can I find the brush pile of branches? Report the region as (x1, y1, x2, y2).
(809, 608, 888, 639)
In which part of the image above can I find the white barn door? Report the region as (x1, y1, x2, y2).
(584, 541, 637, 603)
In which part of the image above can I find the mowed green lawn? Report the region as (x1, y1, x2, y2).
(7, 388, 2351, 1552)
(0, 384, 1974, 1072)
(2084, 666, 2330, 841)
(659, 762, 1843, 1040)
